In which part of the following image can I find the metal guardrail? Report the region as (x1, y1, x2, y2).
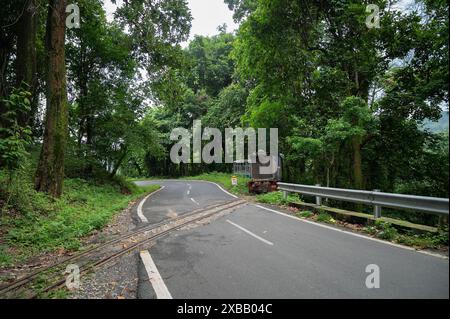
(278, 182, 449, 218)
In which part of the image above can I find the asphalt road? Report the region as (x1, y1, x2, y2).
(134, 180, 236, 224)
(134, 180, 449, 299)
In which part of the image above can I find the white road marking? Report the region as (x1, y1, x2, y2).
(190, 197, 200, 205)
(209, 182, 239, 199)
(184, 180, 238, 199)
(137, 186, 166, 223)
(254, 204, 449, 260)
(226, 219, 274, 246)
(187, 184, 192, 195)
(140, 250, 173, 299)
(138, 179, 239, 199)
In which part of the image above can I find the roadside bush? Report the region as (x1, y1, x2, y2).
(256, 191, 285, 205)
(0, 167, 53, 216)
(0, 88, 32, 173)
(363, 220, 398, 240)
(316, 212, 336, 224)
(65, 154, 137, 195)
(297, 211, 314, 218)
(363, 220, 448, 249)
(0, 170, 160, 266)
(256, 191, 299, 205)
(110, 174, 139, 194)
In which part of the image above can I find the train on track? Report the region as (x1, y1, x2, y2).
(233, 152, 283, 194)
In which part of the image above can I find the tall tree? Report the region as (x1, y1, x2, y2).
(186, 32, 235, 97)
(15, 0, 38, 127)
(0, 1, 27, 115)
(35, 0, 68, 197)
(224, 0, 257, 23)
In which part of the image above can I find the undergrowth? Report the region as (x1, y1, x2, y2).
(0, 167, 159, 267)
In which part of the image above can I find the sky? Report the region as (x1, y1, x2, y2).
(104, 0, 238, 45)
(104, 1, 417, 43)
(186, 0, 238, 38)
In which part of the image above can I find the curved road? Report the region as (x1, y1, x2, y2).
(134, 180, 449, 299)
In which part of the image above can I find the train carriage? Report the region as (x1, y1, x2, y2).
(233, 152, 283, 194)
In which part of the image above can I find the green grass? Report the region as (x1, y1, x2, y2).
(0, 245, 12, 265)
(256, 191, 300, 205)
(126, 176, 162, 182)
(316, 212, 336, 224)
(363, 220, 448, 248)
(363, 220, 397, 240)
(395, 231, 448, 249)
(297, 211, 314, 219)
(180, 172, 251, 196)
(0, 174, 159, 267)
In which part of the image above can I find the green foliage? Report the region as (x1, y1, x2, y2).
(363, 220, 448, 248)
(0, 166, 51, 216)
(245, 99, 294, 134)
(334, 97, 374, 137)
(203, 83, 248, 129)
(227, 0, 448, 210)
(186, 32, 235, 97)
(394, 131, 449, 198)
(316, 212, 336, 225)
(375, 221, 398, 240)
(297, 211, 314, 219)
(114, 0, 191, 74)
(1, 0, 448, 259)
(143, 30, 245, 177)
(0, 246, 12, 265)
(224, 0, 257, 22)
(0, 167, 160, 266)
(396, 230, 449, 249)
(256, 191, 298, 205)
(364, 220, 398, 241)
(0, 88, 32, 172)
(62, 0, 190, 182)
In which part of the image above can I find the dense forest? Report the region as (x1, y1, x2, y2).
(0, 0, 448, 203)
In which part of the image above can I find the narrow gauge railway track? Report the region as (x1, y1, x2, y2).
(0, 199, 247, 299)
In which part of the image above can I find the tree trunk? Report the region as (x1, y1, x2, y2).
(110, 149, 128, 178)
(35, 0, 68, 197)
(351, 136, 363, 190)
(0, 32, 13, 120)
(15, 0, 38, 127)
(134, 160, 143, 176)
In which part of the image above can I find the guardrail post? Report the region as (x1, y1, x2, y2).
(438, 215, 448, 230)
(373, 189, 382, 219)
(315, 184, 322, 206)
(283, 191, 288, 200)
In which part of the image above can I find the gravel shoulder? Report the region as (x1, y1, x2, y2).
(68, 197, 141, 299)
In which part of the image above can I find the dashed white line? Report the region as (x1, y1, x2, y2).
(190, 197, 200, 205)
(137, 186, 165, 223)
(187, 184, 192, 195)
(140, 250, 173, 299)
(226, 219, 274, 246)
(185, 180, 238, 199)
(139, 179, 239, 199)
(254, 204, 449, 260)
